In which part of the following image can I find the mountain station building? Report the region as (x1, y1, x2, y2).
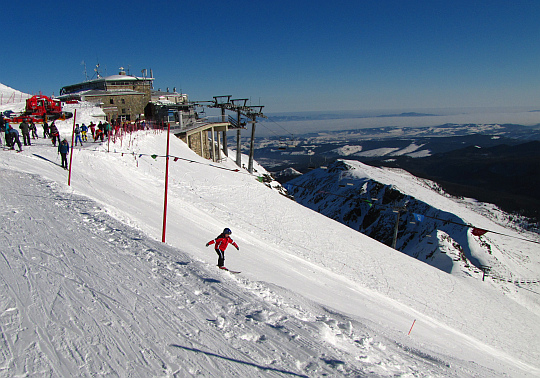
(58, 69, 154, 122)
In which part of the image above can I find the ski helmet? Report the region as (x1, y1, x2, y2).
(223, 228, 232, 235)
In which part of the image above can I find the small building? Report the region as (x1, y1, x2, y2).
(144, 89, 233, 162)
(58, 69, 154, 122)
(144, 89, 192, 128)
(151, 89, 188, 104)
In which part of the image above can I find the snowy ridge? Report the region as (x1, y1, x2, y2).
(0, 83, 29, 103)
(287, 160, 540, 289)
(326, 143, 429, 158)
(0, 102, 539, 376)
(0, 84, 29, 114)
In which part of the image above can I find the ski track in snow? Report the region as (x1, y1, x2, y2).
(0, 168, 471, 377)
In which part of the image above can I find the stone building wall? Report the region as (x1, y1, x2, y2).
(184, 131, 211, 160)
(88, 93, 148, 121)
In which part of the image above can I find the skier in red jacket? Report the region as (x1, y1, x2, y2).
(206, 228, 239, 269)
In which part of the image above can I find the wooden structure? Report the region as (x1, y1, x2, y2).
(177, 121, 230, 162)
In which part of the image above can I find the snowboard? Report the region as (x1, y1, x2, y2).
(219, 267, 241, 274)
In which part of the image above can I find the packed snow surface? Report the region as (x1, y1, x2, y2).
(0, 103, 539, 377)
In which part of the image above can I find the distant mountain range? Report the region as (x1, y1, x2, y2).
(246, 123, 540, 221)
(264, 111, 440, 123)
(375, 112, 439, 117)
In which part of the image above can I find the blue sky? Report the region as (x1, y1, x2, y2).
(3, 0, 540, 113)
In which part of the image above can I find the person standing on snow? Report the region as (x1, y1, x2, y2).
(49, 122, 60, 146)
(4, 122, 13, 148)
(19, 119, 31, 146)
(206, 228, 239, 269)
(1, 119, 6, 147)
(74, 124, 83, 146)
(29, 120, 39, 139)
(58, 138, 69, 170)
(43, 120, 50, 138)
(89, 122, 96, 140)
(81, 123, 88, 142)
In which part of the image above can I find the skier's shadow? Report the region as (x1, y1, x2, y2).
(170, 345, 309, 377)
(33, 154, 63, 167)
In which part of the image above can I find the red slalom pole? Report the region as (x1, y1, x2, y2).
(408, 319, 417, 336)
(68, 109, 77, 186)
(161, 123, 171, 243)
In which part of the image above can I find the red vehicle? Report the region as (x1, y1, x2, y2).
(5, 95, 73, 123)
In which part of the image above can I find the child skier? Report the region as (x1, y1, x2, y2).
(206, 228, 239, 269)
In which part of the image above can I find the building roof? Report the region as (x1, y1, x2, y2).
(104, 74, 145, 81)
(81, 74, 154, 84)
(57, 88, 146, 100)
(60, 73, 154, 95)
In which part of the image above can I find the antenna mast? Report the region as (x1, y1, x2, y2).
(94, 63, 101, 79)
(81, 61, 88, 81)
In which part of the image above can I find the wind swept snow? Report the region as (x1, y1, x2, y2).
(0, 106, 539, 376)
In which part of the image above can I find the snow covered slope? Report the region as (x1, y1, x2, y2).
(0, 84, 29, 114)
(286, 160, 540, 285)
(1, 119, 539, 376)
(0, 83, 29, 102)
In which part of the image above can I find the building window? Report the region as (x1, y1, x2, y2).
(110, 98, 114, 104)
(122, 109, 126, 114)
(121, 99, 125, 104)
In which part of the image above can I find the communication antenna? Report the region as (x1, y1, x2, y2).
(94, 63, 101, 78)
(81, 60, 88, 81)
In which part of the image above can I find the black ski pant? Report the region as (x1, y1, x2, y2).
(22, 132, 31, 146)
(215, 248, 225, 267)
(11, 135, 22, 151)
(60, 153, 68, 169)
(5, 133, 12, 148)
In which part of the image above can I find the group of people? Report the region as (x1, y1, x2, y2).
(17, 119, 39, 146)
(1, 116, 125, 172)
(0, 116, 76, 170)
(0, 116, 62, 152)
(70, 121, 112, 144)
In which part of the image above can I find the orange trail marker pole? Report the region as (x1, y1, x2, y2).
(408, 319, 417, 336)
